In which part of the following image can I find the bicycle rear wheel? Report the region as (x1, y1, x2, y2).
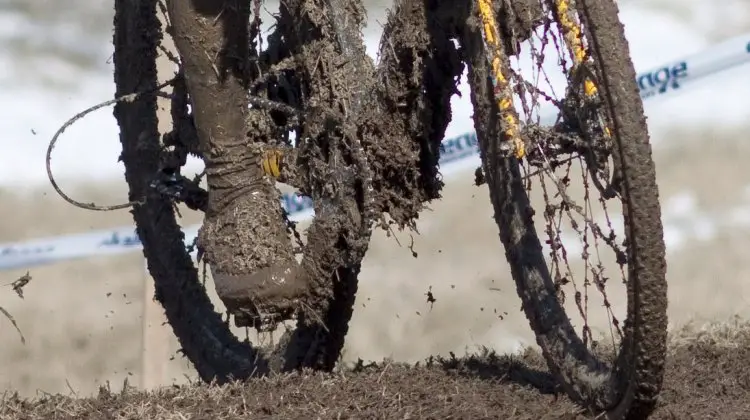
(459, 0, 667, 417)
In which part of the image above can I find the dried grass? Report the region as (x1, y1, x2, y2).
(3, 323, 750, 419)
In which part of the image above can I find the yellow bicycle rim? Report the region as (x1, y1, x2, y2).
(552, 0, 611, 136)
(477, 0, 525, 159)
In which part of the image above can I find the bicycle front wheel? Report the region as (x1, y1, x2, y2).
(459, 0, 667, 417)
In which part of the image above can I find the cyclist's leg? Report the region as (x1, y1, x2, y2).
(166, 0, 309, 327)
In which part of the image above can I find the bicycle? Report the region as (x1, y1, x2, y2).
(104, 0, 667, 418)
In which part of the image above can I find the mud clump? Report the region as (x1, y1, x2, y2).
(373, 0, 464, 224)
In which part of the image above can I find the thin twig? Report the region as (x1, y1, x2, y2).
(46, 78, 175, 212)
(0, 306, 25, 344)
(158, 43, 181, 66)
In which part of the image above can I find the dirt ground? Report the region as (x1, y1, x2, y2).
(2, 321, 750, 419)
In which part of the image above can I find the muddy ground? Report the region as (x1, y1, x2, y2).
(2, 321, 750, 419)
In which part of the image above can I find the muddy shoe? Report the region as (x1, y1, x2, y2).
(199, 155, 310, 330)
(213, 260, 310, 330)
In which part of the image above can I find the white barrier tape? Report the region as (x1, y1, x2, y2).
(2, 34, 749, 271)
(637, 33, 750, 99)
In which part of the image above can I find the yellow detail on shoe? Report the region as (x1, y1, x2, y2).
(261, 149, 283, 178)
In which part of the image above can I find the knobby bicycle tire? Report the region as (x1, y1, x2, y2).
(114, 0, 263, 382)
(459, 0, 667, 418)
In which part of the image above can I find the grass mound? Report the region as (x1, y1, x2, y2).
(3, 320, 750, 419)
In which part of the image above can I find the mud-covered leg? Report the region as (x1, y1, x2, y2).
(166, 0, 309, 328)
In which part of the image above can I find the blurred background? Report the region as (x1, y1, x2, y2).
(1, 0, 750, 398)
